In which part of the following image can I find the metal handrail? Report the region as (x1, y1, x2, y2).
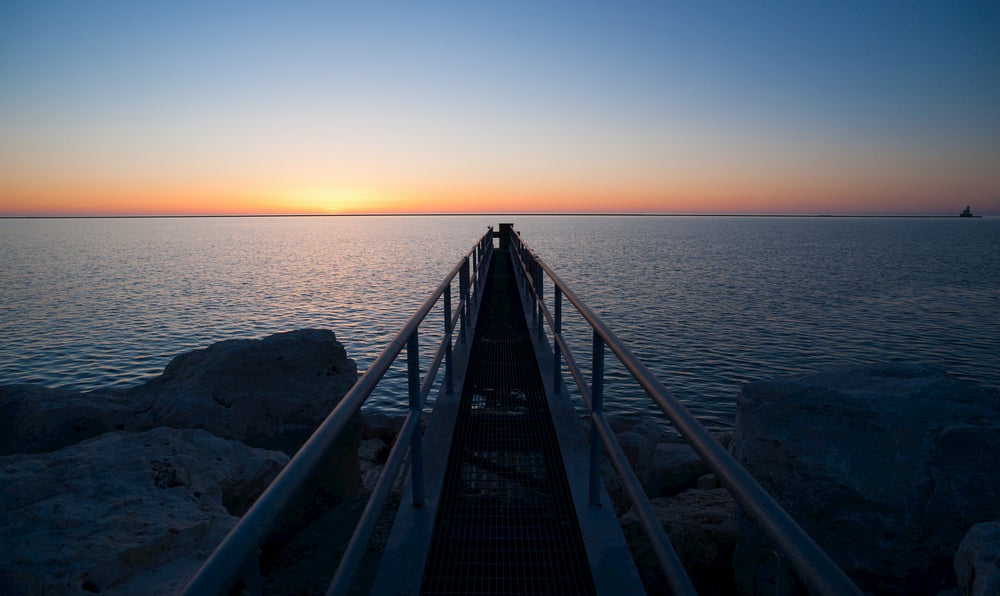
(506, 228, 862, 596)
(184, 228, 494, 595)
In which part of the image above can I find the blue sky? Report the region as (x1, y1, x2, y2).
(2, 1, 998, 214)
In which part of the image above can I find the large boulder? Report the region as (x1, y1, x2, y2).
(0, 427, 288, 594)
(730, 363, 1000, 595)
(131, 329, 359, 456)
(132, 329, 364, 539)
(0, 329, 360, 458)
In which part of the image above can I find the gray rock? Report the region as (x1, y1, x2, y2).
(361, 411, 406, 442)
(730, 363, 1000, 595)
(619, 489, 737, 594)
(647, 442, 708, 497)
(137, 330, 363, 516)
(0, 384, 132, 456)
(618, 430, 660, 487)
(713, 431, 733, 450)
(607, 416, 645, 436)
(955, 521, 1000, 596)
(0, 329, 360, 455)
(0, 329, 360, 459)
(359, 438, 388, 492)
(0, 427, 287, 594)
(131, 328, 359, 456)
(601, 457, 632, 517)
(0, 330, 365, 587)
(697, 474, 722, 490)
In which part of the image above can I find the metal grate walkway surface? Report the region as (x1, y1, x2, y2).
(420, 249, 596, 595)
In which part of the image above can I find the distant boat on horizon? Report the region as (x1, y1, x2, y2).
(959, 205, 980, 218)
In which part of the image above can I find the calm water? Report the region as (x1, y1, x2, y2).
(1, 215, 998, 434)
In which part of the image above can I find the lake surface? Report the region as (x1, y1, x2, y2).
(1, 215, 997, 434)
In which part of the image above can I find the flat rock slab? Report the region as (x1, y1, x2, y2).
(0, 384, 134, 455)
(0, 427, 288, 594)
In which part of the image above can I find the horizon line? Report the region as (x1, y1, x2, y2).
(0, 211, 991, 220)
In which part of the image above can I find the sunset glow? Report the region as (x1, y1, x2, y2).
(2, 2, 998, 216)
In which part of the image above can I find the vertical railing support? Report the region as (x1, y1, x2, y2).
(528, 257, 534, 303)
(553, 287, 562, 394)
(444, 284, 453, 394)
(534, 261, 544, 337)
(459, 257, 469, 343)
(589, 330, 605, 508)
(406, 332, 424, 508)
(526, 258, 535, 322)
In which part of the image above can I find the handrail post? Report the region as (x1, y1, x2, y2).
(534, 261, 544, 337)
(526, 257, 534, 318)
(444, 284, 453, 394)
(459, 257, 469, 343)
(479, 230, 490, 293)
(406, 332, 424, 508)
(589, 330, 605, 508)
(553, 287, 562, 394)
(524, 252, 533, 306)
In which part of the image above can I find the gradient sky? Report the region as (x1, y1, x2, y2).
(2, 1, 998, 215)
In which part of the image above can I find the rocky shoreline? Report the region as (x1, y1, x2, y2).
(1, 329, 361, 593)
(608, 363, 1000, 595)
(2, 330, 999, 594)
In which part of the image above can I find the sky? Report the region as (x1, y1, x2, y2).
(1, 1, 998, 215)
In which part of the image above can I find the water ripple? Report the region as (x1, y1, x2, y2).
(2, 216, 998, 436)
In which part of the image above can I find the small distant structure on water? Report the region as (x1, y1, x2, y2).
(959, 205, 977, 218)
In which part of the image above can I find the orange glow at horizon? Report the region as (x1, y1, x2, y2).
(2, 161, 998, 216)
(3, 182, 996, 216)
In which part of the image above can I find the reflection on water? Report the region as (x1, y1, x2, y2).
(2, 215, 998, 434)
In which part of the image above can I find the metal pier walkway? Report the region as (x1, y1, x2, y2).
(371, 235, 638, 594)
(412, 247, 595, 594)
(185, 224, 862, 596)
(421, 250, 594, 594)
